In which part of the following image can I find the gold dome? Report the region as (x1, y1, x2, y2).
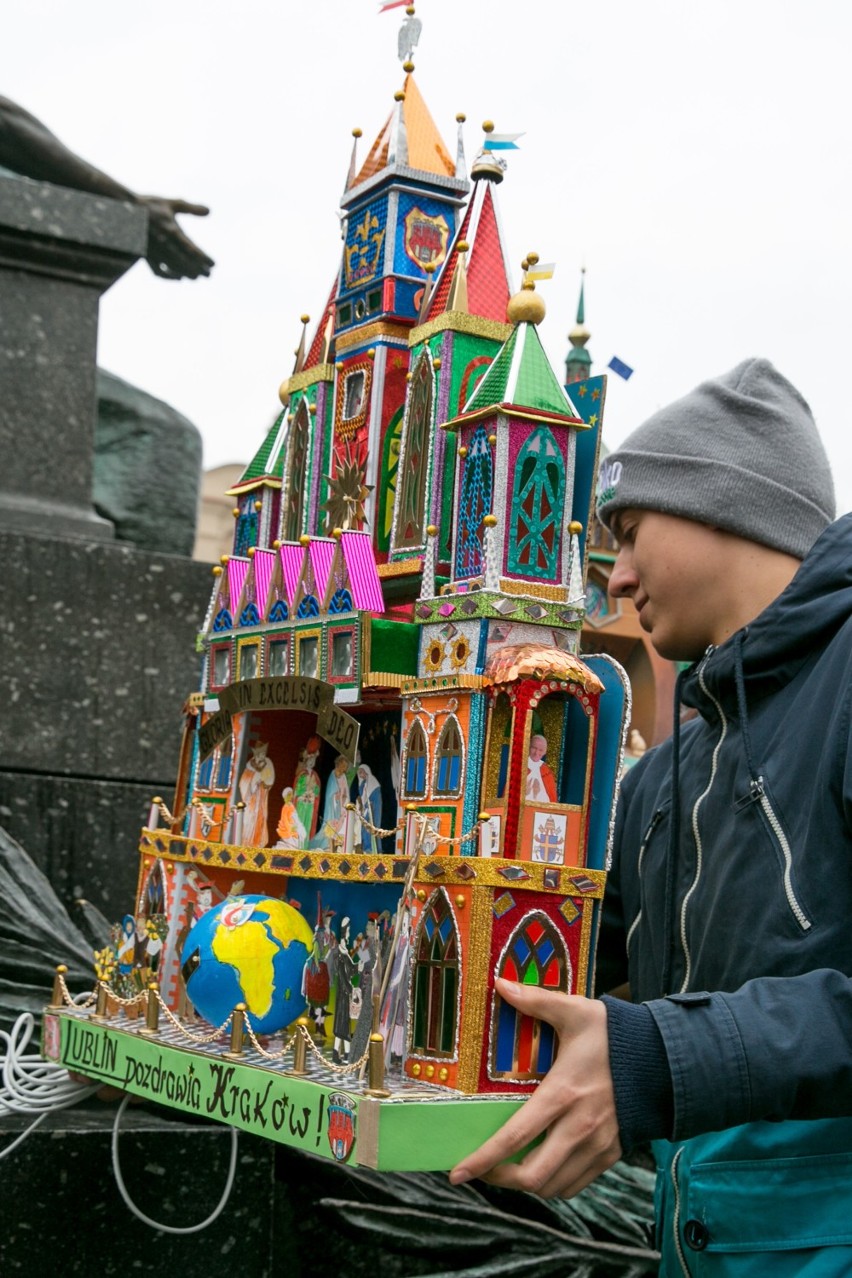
(507, 286, 546, 326)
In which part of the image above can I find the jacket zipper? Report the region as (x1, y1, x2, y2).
(670, 1146, 692, 1276)
(735, 777, 812, 932)
(625, 807, 664, 957)
(678, 656, 727, 993)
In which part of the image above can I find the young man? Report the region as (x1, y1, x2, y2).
(450, 359, 852, 1274)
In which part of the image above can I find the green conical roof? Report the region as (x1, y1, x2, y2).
(463, 321, 580, 419)
(229, 409, 288, 493)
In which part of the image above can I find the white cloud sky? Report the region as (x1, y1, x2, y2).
(5, 0, 851, 511)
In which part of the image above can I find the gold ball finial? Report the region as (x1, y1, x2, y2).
(482, 120, 494, 133)
(403, 60, 415, 73)
(278, 379, 290, 405)
(220, 555, 229, 565)
(457, 240, 469, 253)
(424, 261, 436, 274)
(332, 527, 343, 540)
(568, 520, 584, 535)
(212, 565, 223, 576)
(456, 112, 466, 123)
(527, 251, 540, 266)
(483, 514, 498, 528)
(507, 288, 547, 325)
(352, 127, 362, 138)
(520, 257, 529, 272)
(394, 90, 406, 102)
(247, 546, 256, 557)
(232, 507, 240, 518)
(300, 313, 310, 324)
(299, 534, 311, 547)
(254, 500, 262, 511)
(426, 525, 438, 537)
(272, 539, 281, 549)
(406, 4, 416, 13)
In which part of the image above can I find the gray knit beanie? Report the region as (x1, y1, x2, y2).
(596, 358, 835, 558)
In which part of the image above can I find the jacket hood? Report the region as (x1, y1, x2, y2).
(682, 512, 852, 712)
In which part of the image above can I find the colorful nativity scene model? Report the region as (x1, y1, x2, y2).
(43, 16, 629, 1171)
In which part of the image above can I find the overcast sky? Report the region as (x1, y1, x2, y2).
(6, 0, 851, 512)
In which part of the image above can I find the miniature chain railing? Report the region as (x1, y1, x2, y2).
(152, 990, 234, 1044)
(242, 1019, 300, 1061)
(344, 803, 404, 841)
(304, 1032, 371, 1075)
(56, 972, 373, 1071)
(56, 971, 97, 1009)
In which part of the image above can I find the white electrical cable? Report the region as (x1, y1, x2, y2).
(2, 1010, 239, 1232)
(111, 1094, 239, 1234)
(0, 1010, 100, 1162)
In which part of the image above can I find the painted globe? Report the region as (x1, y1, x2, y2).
(181, 895, 313, 1034)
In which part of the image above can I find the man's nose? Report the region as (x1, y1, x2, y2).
(608, 549, 637, 599)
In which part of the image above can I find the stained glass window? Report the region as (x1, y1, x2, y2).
(434, 716, 463, 795)
(396, 353, 433, 550)
(404, 720, 428, 797)
(412, 891, 459, 1056)
(508, 428, 565, 579)
(492, 914, 569, 1077)
(215, 736, 233, 790)
(455, 426, 492, 578)
(234, 497, 258, 557)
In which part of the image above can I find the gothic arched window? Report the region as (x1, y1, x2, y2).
(268, 599, 288, 623)
(508, 428, 565, 579)
(404, 720, 428, 798)
(215, 736, 233, 790)
(234, 496, 258, 557)
(395, 353, 433, 550)
(412, 890, 459, 1056)
(455, 426, 492, 579)
(492, 913, 570, 1078)
(284, 399, 310, 540)
(434, 716, 463, 795)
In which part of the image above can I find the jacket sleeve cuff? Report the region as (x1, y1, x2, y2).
(646, 992, 751, 1139)
(601, 994, 674, 1152)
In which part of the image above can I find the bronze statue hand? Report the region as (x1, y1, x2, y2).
(139, 196, 215, 280)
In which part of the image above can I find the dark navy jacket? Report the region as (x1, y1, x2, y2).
(599, 514, 852, 1271)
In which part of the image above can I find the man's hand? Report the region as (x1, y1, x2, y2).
(449, 978, 621, 1198)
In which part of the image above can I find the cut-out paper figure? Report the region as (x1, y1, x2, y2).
(379, 903, 412, 1066)
(525, 733, 557, 803)
(239, 741, 275, 845)
(314, 755, 350, 850)
(293, 737, 322, 840)
(302, 900, 335, 1038)
(356, 763, 383, 852)
(275, 787, 307, 848)
(331, 917, 355, 1064)
(350, 917, 381, 1064)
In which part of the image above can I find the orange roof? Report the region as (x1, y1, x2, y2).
(353, 75, 454, 186)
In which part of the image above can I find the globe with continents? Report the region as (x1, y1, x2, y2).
(181, 896, 313, 1033)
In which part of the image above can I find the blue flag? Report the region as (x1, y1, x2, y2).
(607, 356, 634, 380)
